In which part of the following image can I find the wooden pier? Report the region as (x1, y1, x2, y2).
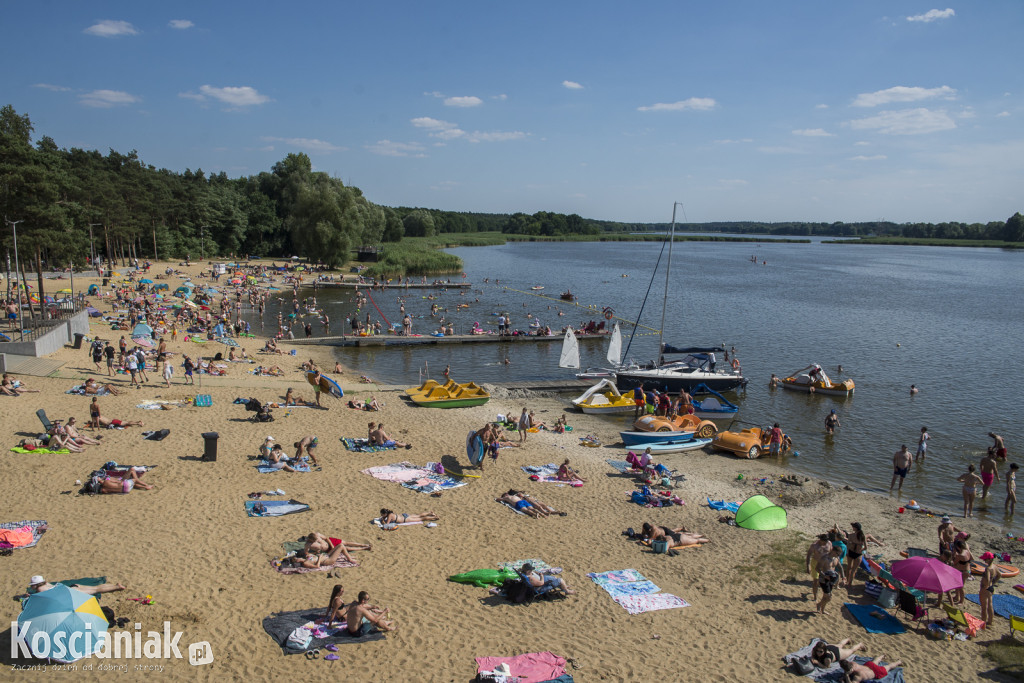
(283, 332, 609, 348)
(316, 281, 472, 290)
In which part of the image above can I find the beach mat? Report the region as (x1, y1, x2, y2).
(707, 498, 741, 513)
(271, 556, 357, 574)
(262, 608, 385, 654)
(606, 460, 634, 474)
(587, 569, 689, 615)
(256, 460, 312, 473)
(966, 593, 1024, 620)
(475, 652, 568, 683)
(245, 500, 311, 517)
(0, 520, 48, 549)
(10, 447, 72, 455)
(843, 603, 906, 634)
(341, 437, 396, 453)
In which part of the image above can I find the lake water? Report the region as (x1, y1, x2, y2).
(251, 240, 1024, 532)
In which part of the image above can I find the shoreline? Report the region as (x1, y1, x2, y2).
(0, 258, 1017, 681)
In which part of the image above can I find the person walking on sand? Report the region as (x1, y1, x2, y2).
(980, 449, 1000, 499)
(518, 407, 529, 443)
(957, 464, 984, 518)
(806, 534, 832, 603)
(311, 369, 324, 408)
(815, 546, 843, 615)
(890, 445, 912, 492)
(916, 426, 929, 462)
(825, 409, 840, 435)
(1007, 463, 1019, 515)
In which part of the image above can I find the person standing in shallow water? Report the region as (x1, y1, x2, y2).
(916, 426, 929, 462)
(979, 449, 1000, 499)
(957, 464, 984, 518)
(1006, 463, 1018, 515)
(890, 445, 912, 492)
(825, 409, 839, 435)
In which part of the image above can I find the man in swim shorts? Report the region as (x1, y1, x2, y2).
(815, 546, 843, 615)
(980, 449, 1000, 499)
(991, 432, 1007, 460)
(498, 492, 546, 518)
(890, 445, 912, 492)
(294, 435, 319, 466)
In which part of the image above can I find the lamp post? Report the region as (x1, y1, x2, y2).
(6, 218, 25, 341)
(87, 223, 101, 274)
(200, 226, 209, 261)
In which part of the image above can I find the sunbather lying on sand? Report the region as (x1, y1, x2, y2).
(288, 541, 354, 568)
(639, 522, 711, 546)
(83, 378, 121, 396)
(48, 421, 85, 452)
(498, 492, 547, 518)
(378, 508, 438, 528)
(90, 415, 144, 428)
(506, 489, 566, 517)
(2, 373, 38, 394)
(95, 468, 154, 493)
(839, 655, 903, 682)
(29, 575, 126, 596)
(346, 591, 395, 634)
(304, 532, 371, 556)
(810, 638, 865, 668)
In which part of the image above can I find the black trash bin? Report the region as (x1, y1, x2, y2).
(72, 333, 85, 350)
(202, 432, 219, 461)
(102, 278, 109, 287)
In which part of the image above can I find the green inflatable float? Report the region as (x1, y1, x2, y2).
(735, 495, 788, 531)
(448, 567, 519, 588)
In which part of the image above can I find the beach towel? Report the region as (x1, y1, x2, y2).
(613, 593, 691, 615)
(361, 462, 429, 482)
(371, 519, 421, 529)
(843, 603, 907, 634)
(342, 437, 396, 453)
(66, 385, 111, 396)
(783, 639, 905, 683)
(600, 580, 661, 599)
(256, 460, 312, 473)
(966, 593, 1024, 620)
(499, 559, 552, 573)
(0, 520, 47, 549)
(707, 498, 741, 513)
(28, 577, 107, 595)
(245, 500, 311, 517)
(401, 473, 466, 494)
(9, 447, 72, 455)
(271, 555, 358, 574)
(475, 652, 567, 683)
(497, 499, 528, 515)
(522, 464, 560, 477)
(587, 569, 647, 586)
(262, 609, 385, 654)
(606, 460, 635, 474)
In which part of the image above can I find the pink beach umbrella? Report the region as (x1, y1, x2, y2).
(891, 556, 964, 594)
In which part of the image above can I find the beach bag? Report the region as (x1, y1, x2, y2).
(285, 626, 313, 650)
(652, 539, 669, 554)
(877, 586, 898, 609)
(863, 579, 883, 598)
(791, 657, 814, 676)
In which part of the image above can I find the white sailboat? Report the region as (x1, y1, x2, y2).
(559, 327, 580, 369)
(607, 322, 622, 366)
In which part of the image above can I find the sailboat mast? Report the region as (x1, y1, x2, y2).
(657, 202, 680, 361)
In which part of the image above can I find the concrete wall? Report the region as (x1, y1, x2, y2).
(0, 310, 90, 359)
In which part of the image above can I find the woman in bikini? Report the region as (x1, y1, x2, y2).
(283, 388, 308, 406)
(377, 509, 439, 528)
(289, 542, 354, 569)
(951, 539, 972, 605)
(324, 584, 348, 624)
(844, 522, 884, 588)
(304, 532, 371, 556)
(640, 522, 711, 547)
(810, 638, 865, 669)
(957, 464, 984, 518)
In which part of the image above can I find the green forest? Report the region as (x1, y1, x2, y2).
(1, 103, 1021, 281)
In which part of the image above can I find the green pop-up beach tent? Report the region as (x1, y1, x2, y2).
(735, 495, 788, 530)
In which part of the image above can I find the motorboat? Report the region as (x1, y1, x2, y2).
(690, 383, 740, 420)
(571, 379, 636, 414)
(615, 346, 746, 393)
(405, 379, 490, 408)
(620, 429, 697, 447)
(780, 364, 854, 397)
(560, 291, 576, 301)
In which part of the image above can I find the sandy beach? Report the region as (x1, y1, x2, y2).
(0, 260, 1018, 682)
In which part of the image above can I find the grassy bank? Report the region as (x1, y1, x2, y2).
(828, 236, 1024, 248)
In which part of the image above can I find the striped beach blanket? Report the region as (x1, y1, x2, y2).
(342, 437, 396, 453)
(0, 520, 48, 549)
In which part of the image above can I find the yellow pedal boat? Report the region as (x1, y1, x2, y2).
(405, 378, 490, 408)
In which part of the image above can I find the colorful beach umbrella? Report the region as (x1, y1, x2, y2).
(140, 278, 153, 284)
(17, 584, 109, 662)
(57, 288, 73, 294)
(891, 556, 963, 594)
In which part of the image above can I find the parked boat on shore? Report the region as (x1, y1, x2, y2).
(405, 379, 490, 408)
(571, 379, 636, 414)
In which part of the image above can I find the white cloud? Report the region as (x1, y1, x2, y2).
(464, 131, 527, 143)
(637, 97, 716, 112)
(562, 80, 584, 90)
(850, 154, 887, 161)
(853, 141, 871, 146)
(424, 91, 445, 99)
(169, 19, 194, 29)
(365, 140, 427, 158)
(955, 107, 976, 120)
(197, 85, 270, 107)
(492, 94, 507, 101)
(815, 104, 829, 109)
(714, 138, 753, 144)
(261, 136, 343, 153)
(444, 96, 483, 107)
(996, 111, 1011, 117)
(32, 83, 71, 92)
(79, 89, 139, 108)
(853, 85, 956, 107)
(718, 179, 749, 187)
(757, 146, 802, 154)
(792, 128, 834, 137)
(848, 108, 956, 135)
(907, 8, 954, 23)
(429, 181, 459, 191)
(411, 117, 458, 131)
(84, 20, 138, 37)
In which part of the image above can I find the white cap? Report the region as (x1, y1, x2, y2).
(29, 575, 45, 586)
(266, 436, 274, 441)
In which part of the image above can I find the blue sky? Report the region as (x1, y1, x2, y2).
(3, 2, 1021, 224)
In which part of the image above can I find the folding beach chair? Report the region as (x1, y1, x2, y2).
(942, 604, 985, 637)
(36, 409, 53, 432)
(896, 589, 930, 626)
(1011, 615, 1024, 639)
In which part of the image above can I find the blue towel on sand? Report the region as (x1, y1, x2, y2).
(255, 459, 311, 473)
(706, 498, 740, 513)
(606, 460, 633, 474)
(843, 603, 906, 634)
(966, 593, 1024, 620)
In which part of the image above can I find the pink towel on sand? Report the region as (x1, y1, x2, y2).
(0, 526, 34, 548)
(475, 652, 566, 683)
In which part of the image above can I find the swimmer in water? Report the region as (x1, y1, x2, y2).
(910, 384, 919, 395)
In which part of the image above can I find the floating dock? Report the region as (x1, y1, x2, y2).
(316, 281, 472, 290)
(283, 333, 610, 348)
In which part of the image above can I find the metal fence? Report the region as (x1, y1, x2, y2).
(10, 300, 87, 344)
